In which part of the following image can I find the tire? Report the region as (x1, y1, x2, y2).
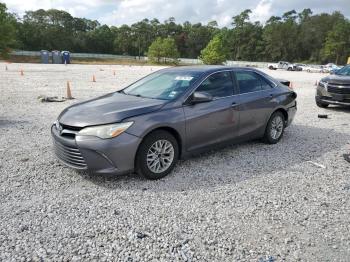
(316, 99, 329, 108)
(263, 111, 285, 144)
(268, 66, 274, 70)
(135, 130, 179, 180)
(287, 67, 292, 71)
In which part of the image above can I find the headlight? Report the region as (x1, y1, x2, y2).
(78, 122, 133, 139)
(319, 80, 327, 88)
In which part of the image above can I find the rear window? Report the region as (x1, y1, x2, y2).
(235, 71, 274, 94)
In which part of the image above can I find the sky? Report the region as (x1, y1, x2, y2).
(3, 0, 350, 27)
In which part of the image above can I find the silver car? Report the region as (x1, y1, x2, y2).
(52, 66, 297, 179)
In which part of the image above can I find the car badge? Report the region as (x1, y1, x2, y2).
(55, 121, 63, 133)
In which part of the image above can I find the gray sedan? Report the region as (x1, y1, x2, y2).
(52, 66, 297, 179)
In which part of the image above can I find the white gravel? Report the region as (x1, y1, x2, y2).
(0, 63, 350, 261)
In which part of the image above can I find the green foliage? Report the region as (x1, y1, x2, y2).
(148, 37, 179, 64)
(0, 3, 17, 57)
(200, 35, 227, 64)
(3, 5, 350, 64)
(323, 21, 350, 64)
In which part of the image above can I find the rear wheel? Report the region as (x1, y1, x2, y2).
(136, 130, 179, 180)
(316, 99, 329, 108)
(263, 111, 285, 144)
(268, 66, 274, 70)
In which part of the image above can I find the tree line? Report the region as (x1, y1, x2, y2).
(1, 2, 350, 64)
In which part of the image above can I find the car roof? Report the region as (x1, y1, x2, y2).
(161, 65, 259, 74)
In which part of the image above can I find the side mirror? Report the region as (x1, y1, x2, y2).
(191, 92, 213, 104)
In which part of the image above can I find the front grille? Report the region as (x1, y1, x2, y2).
(328, 84, 350, 94)
(61, 124, 83, 132)
(54, 140, 87, 169)
(59, 123, 82, 139)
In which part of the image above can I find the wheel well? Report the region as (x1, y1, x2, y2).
(141, 127, 183, 157)
(274, 108, 288, 124)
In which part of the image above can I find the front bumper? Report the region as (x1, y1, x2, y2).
(51, 125, 142, 175)
(316, 85, 350, 106)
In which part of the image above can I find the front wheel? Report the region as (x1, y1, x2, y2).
(263, 111, 285, 144)
(136, 130, 179, 179)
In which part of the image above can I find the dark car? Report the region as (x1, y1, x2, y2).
(316, 65, 350, 108)
(52, 66, 297, 179)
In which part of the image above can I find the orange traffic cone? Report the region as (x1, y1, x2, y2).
(66, 81, 73, 99)
(20, 69, 24, 76)
(92, 75, 96, 82)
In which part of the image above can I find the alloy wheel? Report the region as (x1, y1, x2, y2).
(146, 139, 175, 173)
(270, 115, 284, 140)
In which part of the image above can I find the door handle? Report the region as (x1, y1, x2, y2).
(231, 102, 238, 108)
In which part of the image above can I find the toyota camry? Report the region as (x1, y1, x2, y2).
(52, 66, 297, 179)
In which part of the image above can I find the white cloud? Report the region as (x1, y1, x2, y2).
(2, 0, 350, 27)
(251, 0, 273, 23)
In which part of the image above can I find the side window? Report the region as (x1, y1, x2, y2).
(259, 75, 273, 90)
(196, 72, 234, 98)
(235, 71, 262, 94)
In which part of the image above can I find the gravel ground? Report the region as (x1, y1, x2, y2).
(0, 63, 349, 261)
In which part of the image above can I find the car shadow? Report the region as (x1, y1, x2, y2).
(78, 124, 348, 192)
(323, 105, 350, 113)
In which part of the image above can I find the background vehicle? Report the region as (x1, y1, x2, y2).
(268, 61, 301, 71)
(303, 65, 323, 73)
(316, 64, 350, 108)
(52, 66, 297, 179)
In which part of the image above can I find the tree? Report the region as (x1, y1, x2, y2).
(147, 37, 179, 63)
(0, 3, 17, 57)
(200, 35, 227, 64)
(323, 20, 350, 64)
(228, 10, 263, 61)
(263, 13, 299, 61)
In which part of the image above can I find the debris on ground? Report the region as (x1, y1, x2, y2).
(344, 154, 350, 163)
(318, 114, 328, 119)
(307, 161, 326, 169)
(37, 95, 67, 102)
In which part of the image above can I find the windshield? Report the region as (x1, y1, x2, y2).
(123, 71, 201, 100)
(335, 65, 350, 76)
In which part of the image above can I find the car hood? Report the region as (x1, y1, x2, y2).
(322, 75, 350, 85)
(58, 92, 166, 127)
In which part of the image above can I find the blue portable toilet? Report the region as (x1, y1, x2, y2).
(52, 50, 61, 64)
(61, 51, 70, 64)
(40, 50, 49, 64)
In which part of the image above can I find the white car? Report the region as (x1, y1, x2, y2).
(322, 63, 341, 73)
(303, 65, 323, 73)
(268, 61, 298, 71)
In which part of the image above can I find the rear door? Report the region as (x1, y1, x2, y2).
(234, 70, 277, 137)
(183, 71, 239, 151)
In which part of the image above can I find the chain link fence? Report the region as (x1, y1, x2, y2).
(11, 50, 270, 68)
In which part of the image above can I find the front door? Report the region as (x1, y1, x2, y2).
(183, 71, 239, 152)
